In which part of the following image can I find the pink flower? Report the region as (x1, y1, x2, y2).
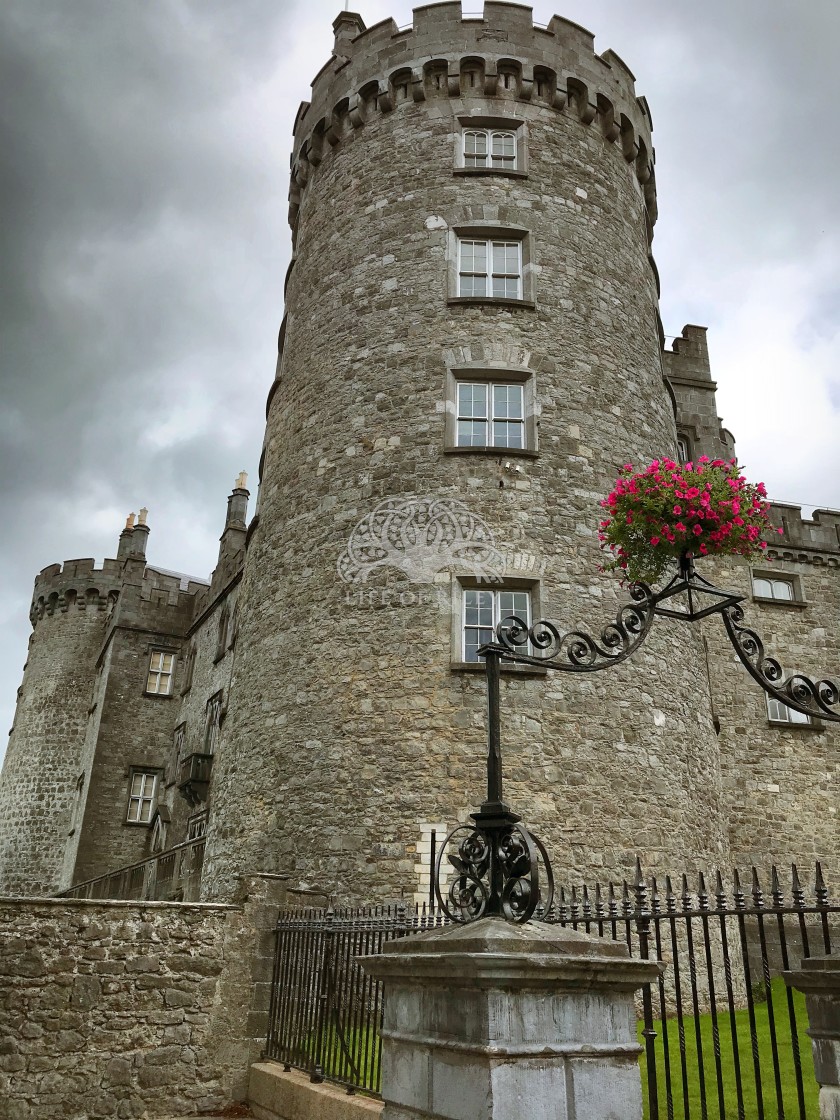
(693, 524, 703, 536)
(650, 536, 661, 546)
(673, 505, 682, 515)
(674, 522, 687, 533)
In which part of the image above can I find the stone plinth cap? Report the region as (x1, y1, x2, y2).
(360, 917, 661, 991)
(784, 955, 840, 995)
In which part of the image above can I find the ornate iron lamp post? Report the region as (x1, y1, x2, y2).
(434, 553, 840, 923)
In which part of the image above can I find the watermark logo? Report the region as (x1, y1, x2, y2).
(337, 496, 507, 586)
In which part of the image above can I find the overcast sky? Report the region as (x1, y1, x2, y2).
(1, 0, 838, 760)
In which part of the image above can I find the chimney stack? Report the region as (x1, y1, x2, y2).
(225, 474, 249, 531)
(132, 507, 150, 559)
(117, 513, 136, 561)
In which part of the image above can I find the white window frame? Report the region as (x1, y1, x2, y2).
(676, 434, 691, 463)
(126, 770, 158, 824)
(455, 381, 525, 449)
(462, 128, 517, 170)
(462, 587, 532, 663)
(445, 366, 537, 456)
(766, 695, 811, 726)
(457, 238, 522, 300)
(146, 650, 174, 696)
(753, 576, 795, 601)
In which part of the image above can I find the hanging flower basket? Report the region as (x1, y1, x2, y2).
(598, 457, 777, 584)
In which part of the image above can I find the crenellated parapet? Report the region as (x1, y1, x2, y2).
(767, 504, 840, 565)
(288, 1, 656, 233)
(29, 558, 206, 629)
(29, 559, 126, 628)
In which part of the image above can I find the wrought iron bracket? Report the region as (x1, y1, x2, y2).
(435, 551, 840, 925)
(482, 552, 840, 722)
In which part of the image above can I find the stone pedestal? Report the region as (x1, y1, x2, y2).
(362, 917, 661, 1120)
(784, 956, 840, 1120)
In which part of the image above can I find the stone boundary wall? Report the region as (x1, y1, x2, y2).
(0, 877, 290, 1120)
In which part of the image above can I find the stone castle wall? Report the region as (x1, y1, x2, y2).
(202, 2, 730, 903)
(70, 581, 195, 885)
(703, 519, 840, 871)
(0, 876, 290, 1119)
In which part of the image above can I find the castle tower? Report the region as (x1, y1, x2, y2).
(202, 3, 729, 901)
(0, 555, 126, 894)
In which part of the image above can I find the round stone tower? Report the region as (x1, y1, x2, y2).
(203, 3, 729, 901)
(0, 558, 124, 894)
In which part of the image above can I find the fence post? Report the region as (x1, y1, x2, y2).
(784, 957, 840, 1120)
(634, 858, 659, 1120)
(362, 917, 661, 1120)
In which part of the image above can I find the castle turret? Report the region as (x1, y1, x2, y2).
(0, 559, 124, 894)
(202, 3, 729, 902)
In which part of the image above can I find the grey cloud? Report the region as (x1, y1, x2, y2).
(1, 0, 838, 752)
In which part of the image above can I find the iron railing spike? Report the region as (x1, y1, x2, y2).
(770, 864, 784, 907)
(791, 862, 803, 900)
(815, 861, 829, 905)
(634, 855, 644, 886)
(751, 866, 764, 908)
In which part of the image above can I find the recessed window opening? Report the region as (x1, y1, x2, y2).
(127, 771, 158, 824)
(463, 130, 516, 170)
(753, 577, 794, 601)
(146, 651, 174, 696)
(463, 588, 531, 663)
(457, 382, 524, 448)
(458, 239, 521, 299)
(767, 695, 811, 725)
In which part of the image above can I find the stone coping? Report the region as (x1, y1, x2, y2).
(249, 1063, 382, 1120)
(784, 955, 840, 995)
(361, 916, 662, 990)
(0, 894, 241, 911)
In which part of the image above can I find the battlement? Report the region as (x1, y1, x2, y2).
(767, 503, 840, 563)
(29, 558, 205, 629)
(663, 325, 712, 385)
(289, 2, 656, 231)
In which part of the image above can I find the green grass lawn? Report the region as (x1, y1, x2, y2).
(640, 978, 818, 1119)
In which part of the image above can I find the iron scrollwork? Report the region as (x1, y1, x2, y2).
(723, 603, 840, 722)
(437, 553, 840, 929)
(433, 821, 554, 924)
(493, 581, 656, 671)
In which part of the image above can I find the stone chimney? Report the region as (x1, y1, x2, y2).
(131, 507, 150, 559)
(213, 475, 250, 590)
(333, 11, 365, 59)
(117, 513, 137, 561)
(225, 473, 249, 531)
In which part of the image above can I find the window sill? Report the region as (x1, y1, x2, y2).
(767, 719, 822, 732)
(143, 691, 173, 700)
(447, 297, 536, 311)
(752, 596, 807, 609)
(123, 820, 154, 828)
(451, 660, 546, 677)
(453, 167, 529, 180)
(444, 445, 538, 459)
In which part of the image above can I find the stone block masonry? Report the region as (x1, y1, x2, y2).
(0, 876, 288, 1119)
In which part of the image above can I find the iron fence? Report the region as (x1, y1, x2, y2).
(265, 904, 447, 1093)
(265, 863, 837, 1117)
(58, 836, 205, 901)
